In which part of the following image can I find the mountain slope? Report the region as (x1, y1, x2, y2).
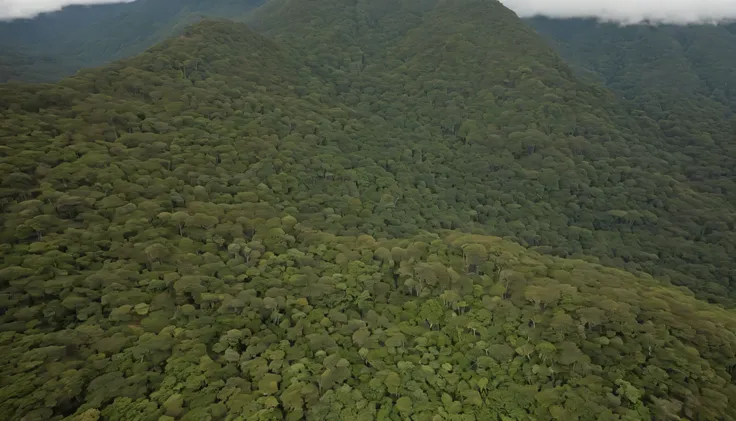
(526, 18, 736, 110)
(3, 2, 736, 305)
(0, 0, 265, 82)
(0, 47, 77, 83)
(249, 0, 736, 305)
(2, 26, 736, 420)
(2, 6, 736, 420)
(526, 17, 736, 201)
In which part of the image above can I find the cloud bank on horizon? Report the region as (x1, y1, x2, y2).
(0, 0, 133, 19)
(1, 0, 736, 23)
(500, 0, 736, 24)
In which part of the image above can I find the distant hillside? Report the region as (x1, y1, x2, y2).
(526, 17, 736, 204)
(526, 18, 736, 110)
(0, 0, 264, 82)
(0, 47, 78, 83)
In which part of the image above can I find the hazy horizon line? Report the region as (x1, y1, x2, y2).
(2, 0, 736, 26)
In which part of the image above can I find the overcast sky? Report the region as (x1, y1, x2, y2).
(502, 0, 736, 24)
(2, 0, 736, 23)
(0, 0, 132, 20)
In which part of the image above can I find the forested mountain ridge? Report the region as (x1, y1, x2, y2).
(248, 0, 736, 304)
(526, 18, 736, 110)
(3, 0, 736, 306)
(2, 2, 736, 421)
(526, 17, 736, 204)
(0, 0, 265, 82)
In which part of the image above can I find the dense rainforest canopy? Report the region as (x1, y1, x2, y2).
(527, 17, 736, 208)
(1, 1, 736, 421)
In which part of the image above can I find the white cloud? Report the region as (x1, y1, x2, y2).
(500, 0, 736, 24)
(0, 0, 134, 20)
(2, 0, 736, 24)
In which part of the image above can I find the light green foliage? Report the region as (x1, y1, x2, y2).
(3, 224, 736, 420)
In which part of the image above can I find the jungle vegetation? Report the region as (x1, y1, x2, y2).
(1, 1, 736, 420)
(527, 17, 736, 208)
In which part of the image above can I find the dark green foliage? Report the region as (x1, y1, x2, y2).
(524, 18, 736, 305)
(527, 18, 736, 110)
(527, 17, 736, 201)
(0, 48, 77, 83)
(2, 1, 736, 420)
(250, 0, 736, 306)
